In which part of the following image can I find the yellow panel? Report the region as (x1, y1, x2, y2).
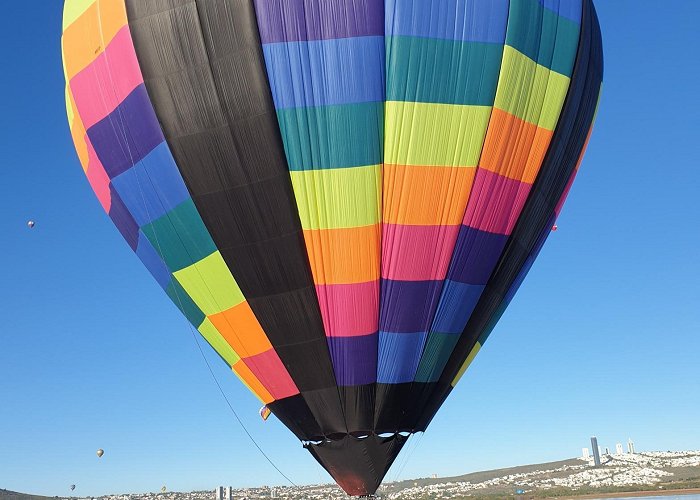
(62, 0, 96, 30)
(289, 165, 381, 230)
(494, 46, 570, 131)
(384, 101, 491, 167)
(451, 341, 482, 387)
(197, 318, 241, 366)
(173, 252, 246, 316)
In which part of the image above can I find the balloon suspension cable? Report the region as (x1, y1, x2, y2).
(92, 4, 297, 487)
(390, 432, 424, 484)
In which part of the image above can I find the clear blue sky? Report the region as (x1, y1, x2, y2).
(2, 1, 699, 497)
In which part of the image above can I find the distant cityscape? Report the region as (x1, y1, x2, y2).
(45, 443, 700, 500)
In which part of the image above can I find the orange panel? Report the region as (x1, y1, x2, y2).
(303, 225, 381, 285)
(479, 108, 554, 184)
(232, 361, 274, 404)
(209, 302, 272, 358)
(62, 0, 128, 80)
(383, 164, 476, 226)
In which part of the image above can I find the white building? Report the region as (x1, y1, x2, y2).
(582, 448, 590, 459)
(616, 443, 624, 455)
(215, 487, 225, 500)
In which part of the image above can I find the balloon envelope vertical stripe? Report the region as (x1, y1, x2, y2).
(61, 0, 300, 407)
(253, 0, 386, 431)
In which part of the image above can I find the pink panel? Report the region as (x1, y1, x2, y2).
(316, 281, 379, 338)
(69, 26, 144, 130)
(245, 350, 299, 400)
(463, 169, 532, 235)
(381, 224, 461, 281)
(85, 137, 111, 212)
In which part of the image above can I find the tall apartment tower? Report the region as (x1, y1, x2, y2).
(616, 443, 624, 455)
(628, 438, 635, 454)
(591, 436, 601, 466)
(215, 487, 225, 500)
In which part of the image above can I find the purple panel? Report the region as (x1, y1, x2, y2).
(327, 334, 378, 386)
(379, 279, 443, 333)
(108, 187, 139, 251)
(446, 226, 509, 285)
(377, 331, 428, 383)
(86, 84, 164, 179)
(254, 0, 384, 44)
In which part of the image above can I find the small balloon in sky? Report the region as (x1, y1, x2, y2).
(551, 224, 559, 232)
(27, 220, 35, 229)
(161, 486, 167, 493)
(70, 485, 76, 491)
(96, 448, 104, 458)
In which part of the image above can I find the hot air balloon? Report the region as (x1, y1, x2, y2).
(96, 449, 104, 458)
(27, 220, 35, 229)
(161, 486, 167, 493)
(70, 485, 76, 492)
(62, 0, 603, 496)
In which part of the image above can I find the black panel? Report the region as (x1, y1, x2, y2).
(125, 0, 346, 438)
(338, 384, 376, 434)
(411, 0, 604, 433)
(306, 434, 409, 496)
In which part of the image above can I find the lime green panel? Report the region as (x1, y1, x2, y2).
(198, 318, 241, 367)
(384, 101, 492, 167)
(289, 165, 381, 230)
(63, 0, 96, 30)
(451, 341, 482, 387)
(494, 46, 570, 131)
(173, 251, 245, 316)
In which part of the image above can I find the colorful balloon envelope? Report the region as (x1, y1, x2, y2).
(62, 0, 603, 495)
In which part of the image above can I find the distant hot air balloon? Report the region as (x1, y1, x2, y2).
(259, 405, 271, 422)
(161, 486, 167, 493)
(62, 0, 603, 496)
(70, 485, 76, 492)
(96, 449, 104, 458)
(27, 220, 35, 229)
(552, 225, 559, 232)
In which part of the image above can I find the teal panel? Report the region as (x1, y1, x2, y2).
(277, 102, 384, 171)
(165, 279, 206, 327)
(141, 200, 217, 272)
(387, 36, 504, 106)
(506, 0, 581, 77)
(414, 333, 461, 383)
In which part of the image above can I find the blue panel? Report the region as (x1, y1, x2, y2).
(377, 331, 428, 384)
(87, 85, 165, 179)
(135, 232, 172, 290)
(431, 280, 485, 334)
(446, 226, 508, 285)
(539, 0, 582, 23)
(386, 0, 509, 43)
(379, 279, 443, 333)
(263, 36, 385, 109)
(111, 143, 191, 226)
